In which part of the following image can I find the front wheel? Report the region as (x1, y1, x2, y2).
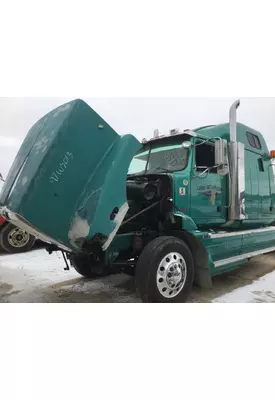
(0, 223, 36, 254)
(136, 236, 194, 303)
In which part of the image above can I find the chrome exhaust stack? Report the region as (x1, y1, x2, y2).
(227, 99, 245, 224)
(229, 100, 240, 142)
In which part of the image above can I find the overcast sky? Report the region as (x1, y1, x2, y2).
(1, 97, 275, 178)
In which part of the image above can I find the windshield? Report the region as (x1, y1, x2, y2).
(128, 140, 189, 175)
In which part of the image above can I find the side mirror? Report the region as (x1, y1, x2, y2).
(182, 141, 192, 149)
(215, 139, 229, 176)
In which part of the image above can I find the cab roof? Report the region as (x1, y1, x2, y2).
(142, 123, 269, 155)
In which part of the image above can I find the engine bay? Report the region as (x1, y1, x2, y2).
(119, 174, 173, 233)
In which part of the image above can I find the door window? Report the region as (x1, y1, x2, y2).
(195, 142, 217, 173)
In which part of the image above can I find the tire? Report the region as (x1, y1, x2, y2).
(70, 253, 110, 278)
(136, 236, 194, 303)
(0, 223, 36, 254)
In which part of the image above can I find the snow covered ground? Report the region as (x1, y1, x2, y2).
(1, 247, 275, 302)
(0, 248, 139, 303)
(213, 268, 275, 302)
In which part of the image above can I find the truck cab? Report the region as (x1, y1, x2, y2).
(1, 99, 275, 302)
(127, 119, 275, 229)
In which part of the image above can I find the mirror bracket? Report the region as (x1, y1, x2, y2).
(215, 138, 229, 176)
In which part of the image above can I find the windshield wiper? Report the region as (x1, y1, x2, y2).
(127, 171, 146, 177)
(144, 142, 153, 174)
(151, 167, 171, 173)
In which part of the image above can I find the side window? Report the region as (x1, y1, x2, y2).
(195, 142, 217, 173)
(247, 132, 262, 149)
(258, 158, 264, 172)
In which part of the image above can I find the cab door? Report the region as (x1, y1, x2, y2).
(190, 140, 227, 227)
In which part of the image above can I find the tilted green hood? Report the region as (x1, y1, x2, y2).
(0, 99, 141, 252)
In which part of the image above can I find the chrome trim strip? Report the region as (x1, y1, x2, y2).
(214, 246, 275, 268)
(209, 226, 275, 239)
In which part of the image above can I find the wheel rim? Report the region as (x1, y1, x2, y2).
(7, 227, 30, 248)
(156, 252, 187, 298)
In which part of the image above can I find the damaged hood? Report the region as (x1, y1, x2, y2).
(0, 99, 141, 252)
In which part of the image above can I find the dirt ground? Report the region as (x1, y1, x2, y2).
(1, 246, 275, 303)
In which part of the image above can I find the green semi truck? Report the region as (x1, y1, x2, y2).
(1, 99, 275, 302)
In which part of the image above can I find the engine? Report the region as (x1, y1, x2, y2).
(120, 175, 172, 233)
